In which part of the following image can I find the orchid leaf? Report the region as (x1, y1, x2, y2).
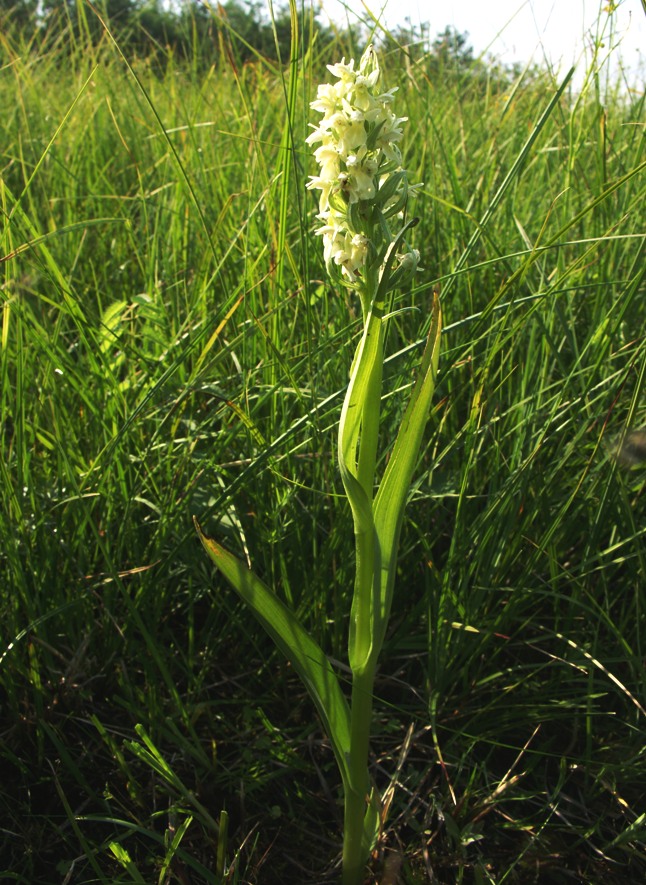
(194, 518, 353, 789)
(338, 304, 384, 673)
(372, 292, 442, 652)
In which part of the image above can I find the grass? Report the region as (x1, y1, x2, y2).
(1, 3, 645, 883)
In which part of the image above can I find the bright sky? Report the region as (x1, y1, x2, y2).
(317, 0, 646, 81)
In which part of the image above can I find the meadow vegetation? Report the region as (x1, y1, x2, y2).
(1, 2, 645, 882)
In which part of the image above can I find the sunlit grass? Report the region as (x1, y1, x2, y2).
(1, 4, 645, 883)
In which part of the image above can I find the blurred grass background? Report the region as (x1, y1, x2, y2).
(1, 1, 645, 882)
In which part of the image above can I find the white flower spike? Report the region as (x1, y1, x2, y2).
(308, 45, 420, 290)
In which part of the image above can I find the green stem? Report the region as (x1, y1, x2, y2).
(356, 314, 383, 496)
(342, 665, 376, 885)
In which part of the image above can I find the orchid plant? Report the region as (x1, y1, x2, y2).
(195, 46, 442, 885)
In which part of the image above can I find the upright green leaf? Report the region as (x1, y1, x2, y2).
(372, 293, 442, 653)
(338, 305, 384, 673)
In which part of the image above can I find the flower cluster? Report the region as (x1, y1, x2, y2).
(307, 46, 419, 286)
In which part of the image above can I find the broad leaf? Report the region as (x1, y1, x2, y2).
(194, 518, 353, 789)
(338, 304, 384, 673)
(372, 293, 442, 653)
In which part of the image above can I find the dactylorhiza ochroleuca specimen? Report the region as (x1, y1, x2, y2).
(306, 45, 421, 297)
(196, 44, 442, 885)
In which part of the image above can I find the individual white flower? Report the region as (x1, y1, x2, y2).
(310, 83, 340, 115)
(313, 142, 341, 181)
(315, 208, 369, 282)
(326, 57, 357, 81)
(348, 234, 369, 272)
(346, 164, 376, 202)
(326, 229, 368, 281)
(334, 119, 369, 158)
(306, 175, 334, 213)
(352, 73, 381, 112)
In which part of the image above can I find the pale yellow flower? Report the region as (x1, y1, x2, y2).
(309, 45, 420, 287)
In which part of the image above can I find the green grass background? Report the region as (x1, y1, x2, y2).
(1, 3, 645, 883)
